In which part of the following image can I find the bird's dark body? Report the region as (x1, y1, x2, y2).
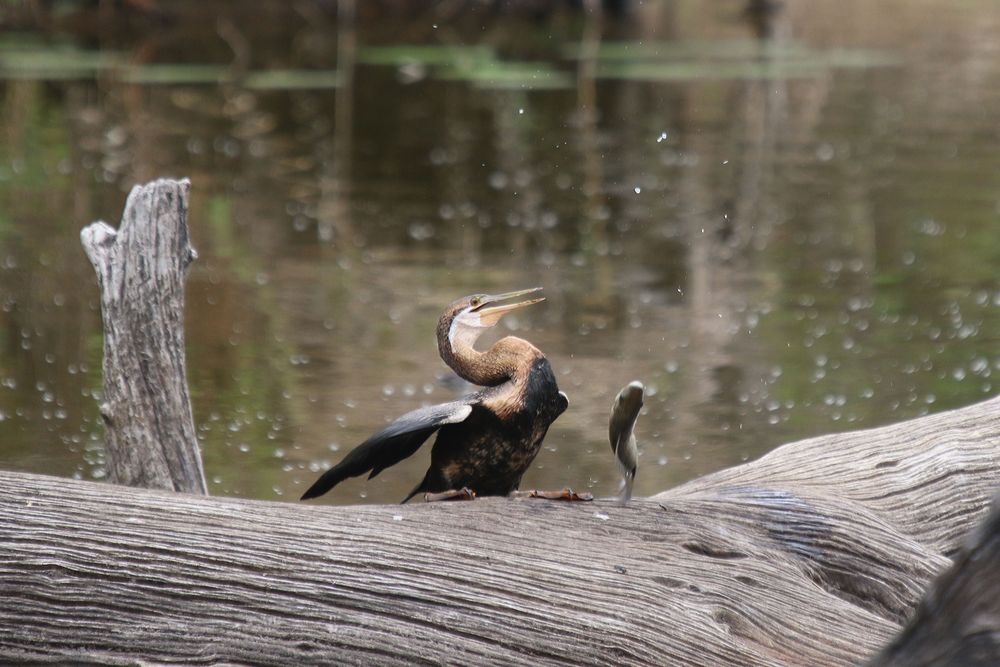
(414, 357, 567, 499)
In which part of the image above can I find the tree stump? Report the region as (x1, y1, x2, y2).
(80, 178, 207, 494)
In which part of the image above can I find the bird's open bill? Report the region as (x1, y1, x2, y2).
(471, 287, 545, 326)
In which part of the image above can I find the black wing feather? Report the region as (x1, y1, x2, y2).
(300, 401, 473, 500)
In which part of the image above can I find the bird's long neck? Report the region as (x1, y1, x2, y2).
(438, 329, 540, 387)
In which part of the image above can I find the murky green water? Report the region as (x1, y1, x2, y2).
(0, 0, 997, 505)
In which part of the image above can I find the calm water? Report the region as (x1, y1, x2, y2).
(0, 0, 998, 505)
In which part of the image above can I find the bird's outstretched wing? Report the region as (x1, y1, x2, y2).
(300, 400, 474, 500)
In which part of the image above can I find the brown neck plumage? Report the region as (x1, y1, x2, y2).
(437, 318, 540, 387)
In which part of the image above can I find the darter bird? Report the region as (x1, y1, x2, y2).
(300, 288, 568, 503)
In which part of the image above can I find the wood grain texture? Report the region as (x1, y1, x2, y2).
(869, 492, 1000, 666)
(663, 395, 1000, 556)
(2, 394, 999, 666)
(80, 178, 207, 494)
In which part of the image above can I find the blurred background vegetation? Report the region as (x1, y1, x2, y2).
(0, 0, 997, 504)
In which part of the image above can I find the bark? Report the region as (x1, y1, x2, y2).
(869, 492, 1000, 666)
(80, 178, 207, 494)
(1, 394, 999, 666)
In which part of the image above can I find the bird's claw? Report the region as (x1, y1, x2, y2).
(424, 487, 477, 502)
(523, 487, 594, 502)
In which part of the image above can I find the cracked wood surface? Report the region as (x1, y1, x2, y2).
(2, 394, 998, 665)
(79, 178, 206, 494)
(869, 491, 1000, 666)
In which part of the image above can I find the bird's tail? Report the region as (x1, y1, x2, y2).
(400, 469, 435, 504)
(300, 465, 352, 500)
(400, 485, 422, 505)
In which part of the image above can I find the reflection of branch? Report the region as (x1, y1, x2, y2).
(723, 3, 791, 252)
(217, 17, 250, 75)
(576, 0, 607, 253)
(22, 0, 51, 31)
(335, 0, 356, 162)
(668, 10, 797, 447)
(577, 0, 602, 206)
(744, 0, 784, 40)
(318, 0, 356, 248)
(570, 0, 618, 315)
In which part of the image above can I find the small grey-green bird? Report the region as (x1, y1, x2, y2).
(608, 380, 643, 504)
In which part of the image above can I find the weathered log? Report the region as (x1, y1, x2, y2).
(869, 492, 1000, 666)
(663, 396, 1000, 556)
(2, 394, 998, 666)
(80, 178, 207, 494)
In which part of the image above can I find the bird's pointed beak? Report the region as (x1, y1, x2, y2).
(473, 287, 545, 326)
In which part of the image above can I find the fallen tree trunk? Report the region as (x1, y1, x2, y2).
(869, 491, 1000, 666)
(2, 394, 998, 666)
(22, 177, 999, 664)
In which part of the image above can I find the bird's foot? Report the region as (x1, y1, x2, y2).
(517, 487, 593, 502)
(424, 487, 477, 502)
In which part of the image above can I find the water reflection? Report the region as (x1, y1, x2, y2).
(0, 0, 998, 505)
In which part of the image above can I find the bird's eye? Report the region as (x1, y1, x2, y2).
(470, 296, 482, 308)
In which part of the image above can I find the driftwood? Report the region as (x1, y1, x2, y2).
(80, 179, 207, 494)
(2, 394, 999, 665)
(1, 177, 990, 664)
(868, 491, 1000, 667)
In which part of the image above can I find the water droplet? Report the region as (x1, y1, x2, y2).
(488, 172, 508, 190)
(971, 357, 988, 375)
(408, 222, 435, 241)
(816, 143, 835, 161)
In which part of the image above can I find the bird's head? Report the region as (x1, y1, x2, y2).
(438, 287, 544, 358)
